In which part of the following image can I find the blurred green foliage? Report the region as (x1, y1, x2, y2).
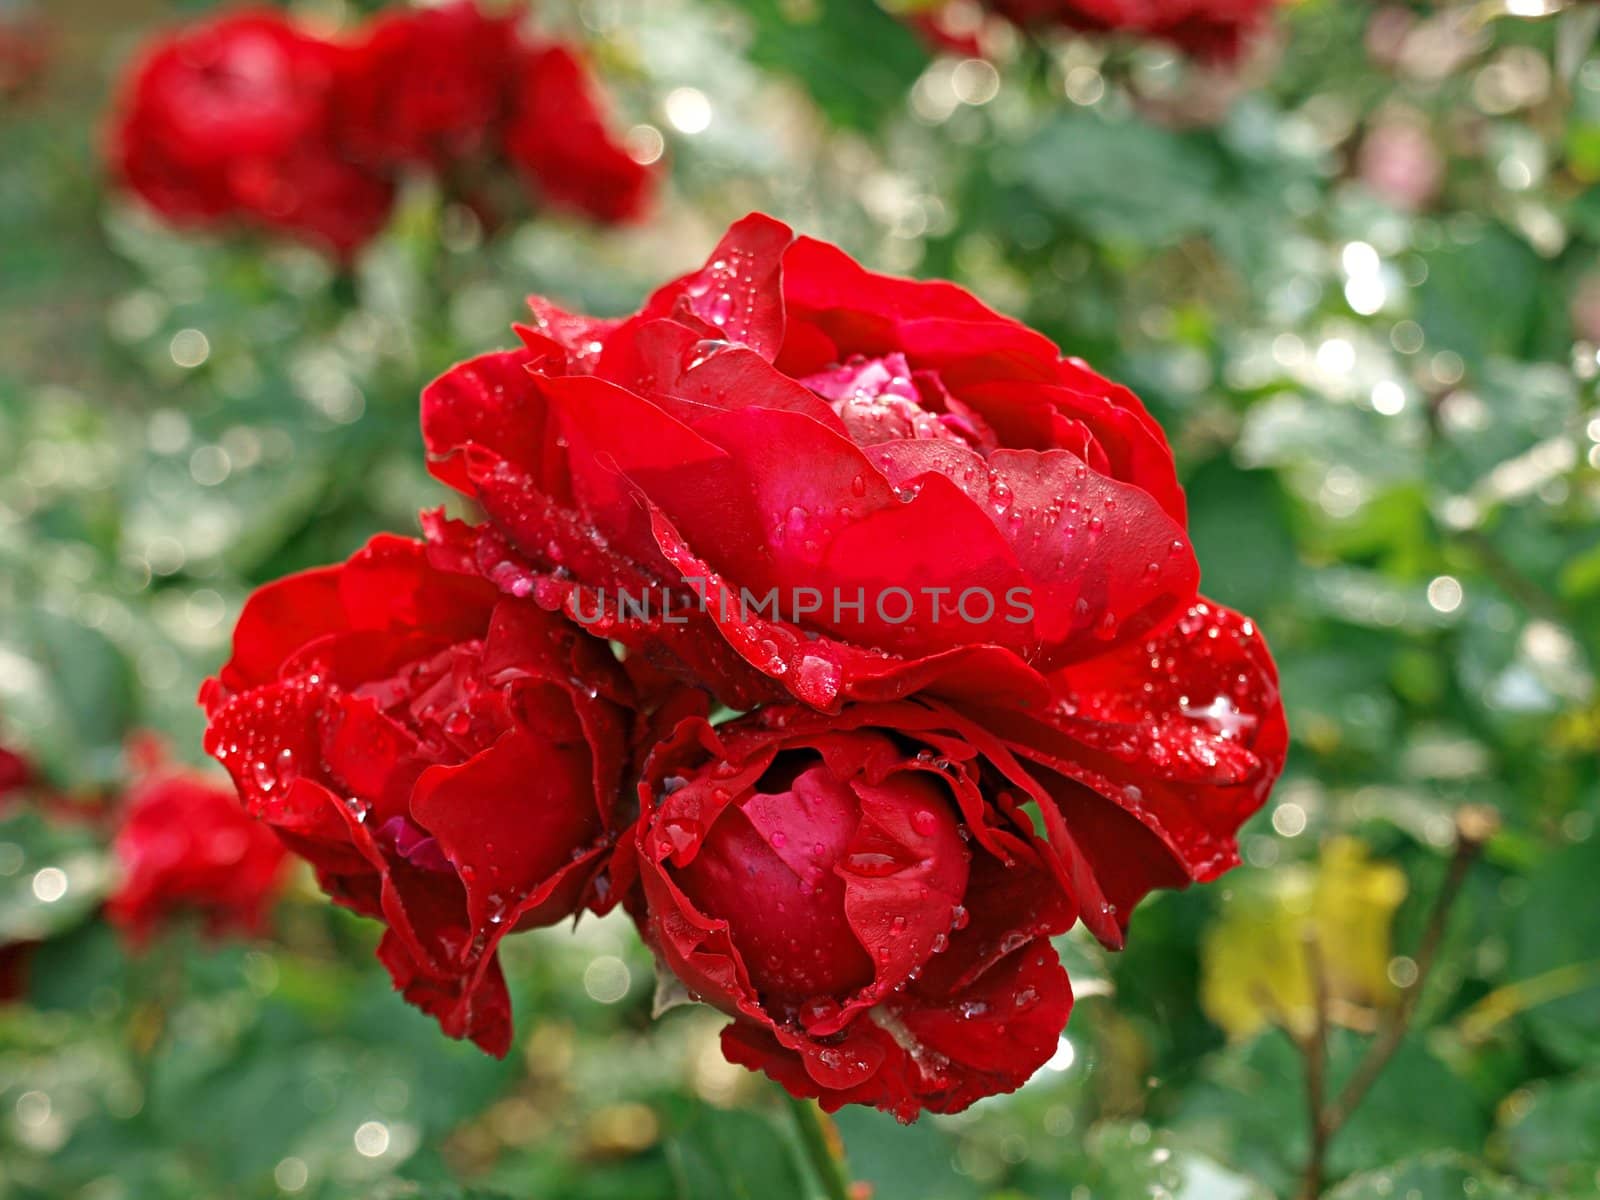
(1, 1, 1598, 1198)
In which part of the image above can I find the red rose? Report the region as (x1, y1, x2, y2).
(622, 705, 1076, 1119)
(423, 214, 1196, 711)
(502, 43, 654, 224)
(335, 1, 520, 172)
(108, 9, 394, 256)
(622, 594, 1283, 1118)
(973, 0, 1279, 57)
(199, 534, 633, 1055)
(106, 769, 289, 945)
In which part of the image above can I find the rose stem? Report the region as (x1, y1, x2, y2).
(1297, 933, 1332, 1200)
(783, 1093, 853, 1200)
(1295, 806, 1496, 1199)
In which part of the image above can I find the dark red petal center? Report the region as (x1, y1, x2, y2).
(675, 762, 874, 1005)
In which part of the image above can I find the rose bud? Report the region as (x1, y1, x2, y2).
(423, 213, 1199, 712)
(107, 10, 394, 257)
(335, 0, 520, 172)
(199, 534, 632, 1055)
(624, 705, 1078, 1120)
(502, 42, 656, 224)
(107, 767, 289, 945)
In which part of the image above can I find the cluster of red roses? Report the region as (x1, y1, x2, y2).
(200, 214, 1287, 1119)
(107, 3, 653, 258)
(924, 0, 1281, 59)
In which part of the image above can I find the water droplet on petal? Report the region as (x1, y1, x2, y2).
(845, 851, 900, 877)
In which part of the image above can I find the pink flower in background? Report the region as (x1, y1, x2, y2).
(1357, 114, 1443, 212)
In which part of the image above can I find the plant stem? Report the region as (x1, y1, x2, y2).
(1455, 958, 1600, 1044)
(1297, 934, 1332, 1200)
(784, 1093, 853, 1200)
(1323, 812, 1488, 1130)
(1293, 805, 1496, 1199)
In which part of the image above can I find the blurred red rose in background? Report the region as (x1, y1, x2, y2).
(504, 43, 654, 224)
(965, 0, 1279, 57)
(335, 0, 520, 171)
(107, 3, 653, 257)
(0, 742, 31, 808)
(1, 735, 42, 1000)
(106, 765, 289, 945)
(199, 534, 635, 1055)
(108, 9, 394, 257)
(0, 10, 51, 100)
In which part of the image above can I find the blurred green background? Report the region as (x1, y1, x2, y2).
(2, 0, 1599, 1197)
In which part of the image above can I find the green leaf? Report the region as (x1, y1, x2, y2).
(1173, 1028, 1488, 1195)
(1077, 1123, 1273, 1200)
(0, 810, 110, 944)
(1002, 114, 1223, 249)
(14, 608, 137, 781)
(1508, 844, 1600, 1068)
(1414, 227, 1549, 368)
(723, 0, 928, 132)
(1184, 459, 1298, 620)
(363, 1187, 517, 1200)
(1325, 1151, 1531, 1200)
(1496, 1072, 1600, 1192)
(666, 1104, 807, 1200)
(832, 1107, 977, 1200)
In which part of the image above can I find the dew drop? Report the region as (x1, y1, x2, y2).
(845, 851, 900, 878)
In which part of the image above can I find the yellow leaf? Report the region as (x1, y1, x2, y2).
(1200, 838, 1408, 1040)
